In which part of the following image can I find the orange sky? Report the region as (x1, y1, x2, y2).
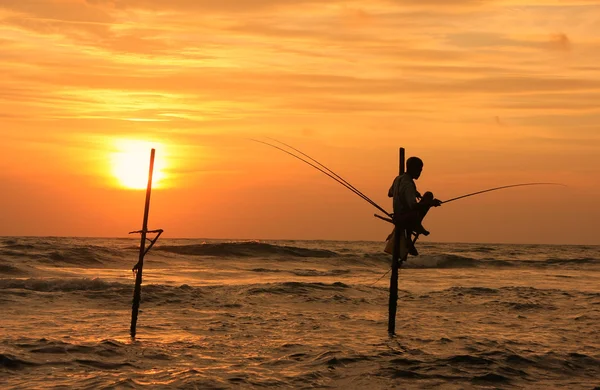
(1, 0, 599, 244)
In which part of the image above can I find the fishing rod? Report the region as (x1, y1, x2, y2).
(441, 183, 566, 204)
(373, 182, 566, 223)
(266, 137, 382, 211)
(266, 137, 377, 213)
(250, 139, 392, 217)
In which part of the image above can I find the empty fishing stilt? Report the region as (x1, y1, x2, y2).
(388, 147, 408, 336)
(130, 148, 163, 339)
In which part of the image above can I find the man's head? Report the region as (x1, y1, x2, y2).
(406, 156, 423, 179)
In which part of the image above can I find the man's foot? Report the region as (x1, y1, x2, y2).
(414, 224, 430, 236)
(408, 241, 419, 256)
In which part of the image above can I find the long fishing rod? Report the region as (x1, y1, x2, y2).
(264, 137, 383, 213)
(266, 137, 377, 213)
(442, 183, 565, 204)
(250, 139, 392, 217)
(374, 182, 566, 223)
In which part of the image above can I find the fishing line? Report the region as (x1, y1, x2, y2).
(250, 138, 392, 217)
(367, 268, 391, 287)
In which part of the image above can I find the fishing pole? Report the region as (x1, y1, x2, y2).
(373, 182, 566, 223)
(259, 138, 385, 214)
(266, 137, 378, 214)
(250, 139, 392, 217)
(441, 182, 566, 204)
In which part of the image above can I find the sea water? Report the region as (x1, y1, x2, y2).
(1, 237, 599, 389)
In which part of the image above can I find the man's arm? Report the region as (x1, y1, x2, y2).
(388, 176, 400, 198)
(404, 182, 418, 210)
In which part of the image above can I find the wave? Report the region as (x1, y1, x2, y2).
(441, 286, 573, 296)
(2, 243, 36, 250)
(0, 278, 347, 294)
(0, 264, 26, 275)
(155, 241, 339, 258)
(1, 339, 134, 373)
(404, 254, 487, 268)
(0, 244, 126, 266)
(444, 286, 499, 295)
(379, 350, 600, 386)
(290, 269, 351, 277)
(501, 301, 558, 311)
(1, 354, 38, 369)
(542, 257, 599, 266)
(247, 281, 349, 295)
(0, 278, 129, 293)
(401, 254, 600, 269)
(250, 268, 351, 277)
(452, 246, 497, 254)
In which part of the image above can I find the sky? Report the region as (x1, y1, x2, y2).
(1, 0, 599, 244)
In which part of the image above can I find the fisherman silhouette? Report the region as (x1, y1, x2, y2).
(387, 156, 441, 256)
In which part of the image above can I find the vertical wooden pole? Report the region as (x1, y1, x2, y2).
(130, 148, 155, 338)
(388, 147, 405, 335)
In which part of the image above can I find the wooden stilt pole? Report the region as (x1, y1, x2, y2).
(388, 147, 405, 335)
(130, 148, 156, 338)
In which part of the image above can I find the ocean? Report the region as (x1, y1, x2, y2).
(1, 237, 599, 389)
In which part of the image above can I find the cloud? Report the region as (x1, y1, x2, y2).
(86, 0, 322, 12)
(2, 0, 600, 127)
(445, 31, 574, 52)
(0, 0, 112, 23)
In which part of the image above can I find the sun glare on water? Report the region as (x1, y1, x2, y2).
(110, 139, 169, 189)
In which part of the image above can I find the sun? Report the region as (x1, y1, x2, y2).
(110, 139, 168, 189)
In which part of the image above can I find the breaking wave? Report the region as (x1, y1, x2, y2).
(0, 245, 125, 266)
(0, 264, 25, 275)
(0, 278, 128, 292)
(376, 348, 600, 386)
(402, 255, 600, 269)
(155, 241, 339, 258)
(247, 281, 349, 295)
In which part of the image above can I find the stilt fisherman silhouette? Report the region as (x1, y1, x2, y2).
(386, 156, 442, 256)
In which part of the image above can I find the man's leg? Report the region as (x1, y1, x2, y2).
(413, 191, 434, 236)
(391, 214, 419, 256)
(397, 192, 435, 255)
